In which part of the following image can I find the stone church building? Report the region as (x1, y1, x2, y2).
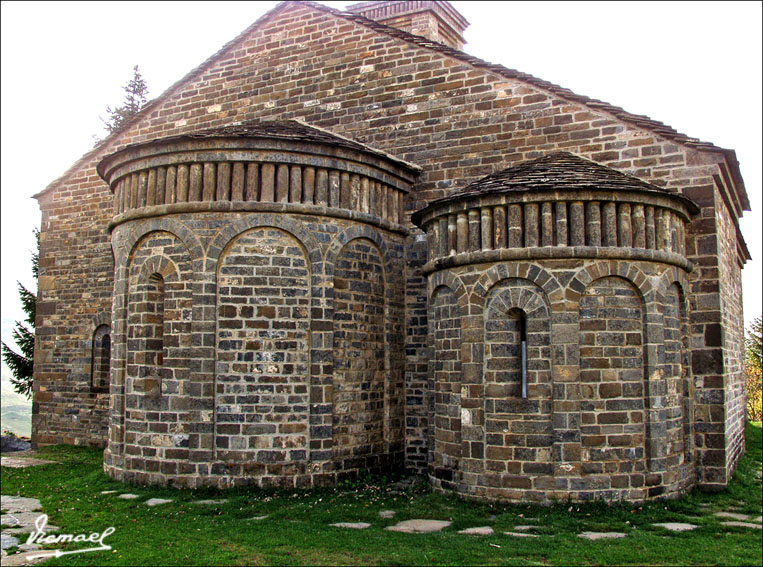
(32, 1, 751, 502)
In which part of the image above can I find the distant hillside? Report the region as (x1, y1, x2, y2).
(1, 361, 32, 437)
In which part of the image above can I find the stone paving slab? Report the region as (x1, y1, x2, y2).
(722, 521, 762, 529)
(145, 498, 172, 507)
(578, 531, 626, 540)
(100, 490, 118, 495)
(118, 494, 140, 500)
(458, 526, 494, 535)
(192, 499, 228, 505)
(330, 522, 371, 529)
(513, 525, 536, 532)
(714, 512, 750, 521)
(753, 516, 762, 523)
(1, 550, 49, 566)
(385, 519, 451, 533)
(0, 497, 41, 513)
(504, 531, 538, 538)
(1, 533, 19, 550)
(1, 513, 44, 529)
(0, 457, 56, 469)
(246, 515, 268, 521)
(652, 522, 697, 532)
(378, 510, 396, 519)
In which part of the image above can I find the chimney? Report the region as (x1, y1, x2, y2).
(345, 1, 469, 50)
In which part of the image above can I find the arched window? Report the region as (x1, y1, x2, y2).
(91, 324, 111, 392)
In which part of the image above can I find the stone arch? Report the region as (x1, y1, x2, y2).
(136, 254, 181, 284)
(578, 275, 648, 480)
(472, 263, 563, 309)
(482, 278, 553, 487)
(118, 219, 204, 269)
(214, 226, 311, 465)
(568, 261, 654, 305)
(325, 225, 393, 288)
(207, 214, 322, 268)
(92, 312, 111, 329)
(427, 270, 469, 310)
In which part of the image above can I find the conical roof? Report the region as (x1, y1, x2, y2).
(97, 119, 421, 181)
(454, 152, 670, 198)
(412, 152, 699, 227)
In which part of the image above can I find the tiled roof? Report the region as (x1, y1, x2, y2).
(416, 152, 701, 219)
(98, 119, 421, 175)
(456, 151, 672, 196)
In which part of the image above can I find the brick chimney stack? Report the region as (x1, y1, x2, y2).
(345, 1, 469, 50)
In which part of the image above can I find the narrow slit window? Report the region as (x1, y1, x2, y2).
(519, 312, 527, 399)
(508, 308, 528, 398)
(91, 324, 111, 392)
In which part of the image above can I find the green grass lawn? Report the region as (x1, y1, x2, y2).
(2, 423, 761, 566)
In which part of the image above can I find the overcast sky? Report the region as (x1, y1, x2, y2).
(1, 0, 761, 358)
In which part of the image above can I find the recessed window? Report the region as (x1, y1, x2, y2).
(91, 324, 111, 392)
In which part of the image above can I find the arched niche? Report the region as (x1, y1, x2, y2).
(331, 238, 386, 473)
(215, 226, 311, 464)
(578, 275, 647, 477)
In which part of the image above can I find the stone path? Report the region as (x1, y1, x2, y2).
(385, 519, 451, 533)
(0, 456, 56, 469)
(578, 531, 626, 540)
(714, 511, 763, 530)
(145, 498, 172, 507)
(458, 526, 493, 535)
(714, 512, 751, 521)
(330, 522, 370, 529)
(193, 499, 228, 505)
(505, 531, 538, 538)
(378, 510, 396, 519)
(118, 493, 140, 500)
(652, 523, 697, 532)
(0, 495, 48, 566)
(722, 521, 762, 529)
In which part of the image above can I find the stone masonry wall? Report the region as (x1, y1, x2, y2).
(104, 210, 406, 487)
(35, 2, 746, 486)
(715, 185, 747, 483)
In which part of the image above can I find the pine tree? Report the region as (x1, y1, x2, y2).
(102, 65, 149, 134)
(2, 229, 39, 398)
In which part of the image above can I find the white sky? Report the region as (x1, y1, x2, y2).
(1, 0, 761, 357)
